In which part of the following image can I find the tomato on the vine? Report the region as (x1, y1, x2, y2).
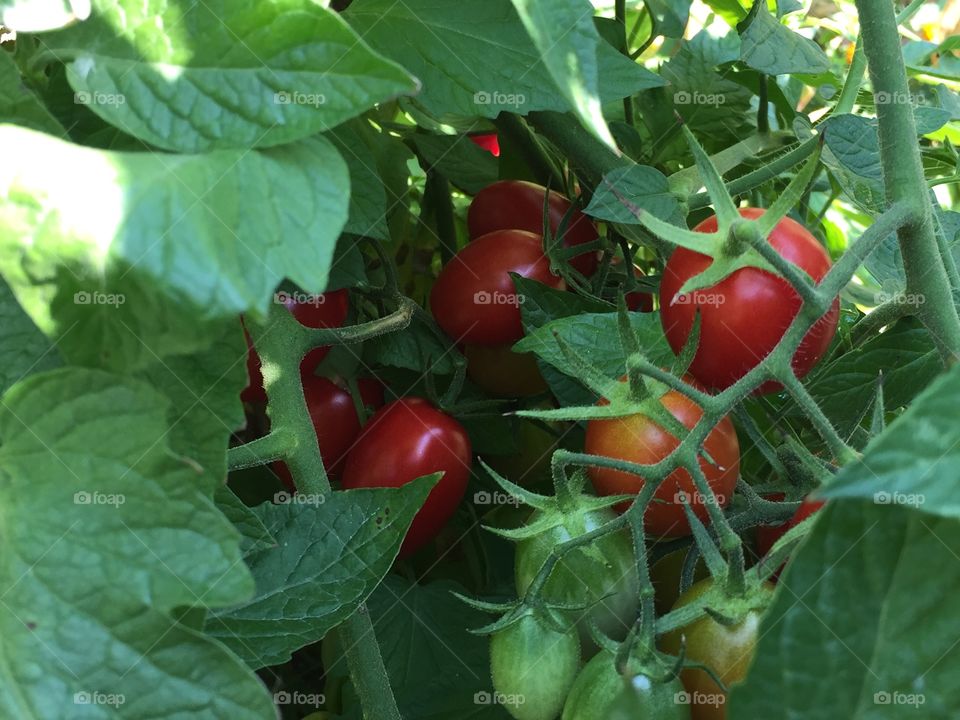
(341, 397, 472, 557)
(659, 208, 839, 394)
(468, 180, 599, 276)
(273, 376, 385, 488)
(430, 229, 564, 345)
(514, 503, 638, 644)
(584, 378, 740, 538)
(561, 650, 687, 720)
(490, 612, 580, 720)
(661, 579, 771, 720)
(464, 343, 548, 397)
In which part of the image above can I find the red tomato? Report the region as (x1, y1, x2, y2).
(341, 398, 472, 557)
(463, 343, 548, 397)
(274, 377, 385, 489)
(430, 229, 565, 345)
(467, 180, 599, 276)
(585, 378, 740, 538)
(281, 289, 350, 373)
(468, 132, 500, 156)
(659, 208, 839, 394)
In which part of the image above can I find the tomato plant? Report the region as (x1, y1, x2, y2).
(468, 180, 600, 276)
(431, 228, 565, 345)
(341, 397, 472, 557)
(660, 209, 839, 394)
(4, 0, 958, 717)
(585, 379, 740, 538)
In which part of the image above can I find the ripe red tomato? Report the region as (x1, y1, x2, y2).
(281, 289, 350, 373)
(341, 398, 472, 557)
(463, 343, 548, 397)
(430, 229, 564, 345)
(468, 132, 500, 156)
(467, 180, 599, 276)
(584, 378, 740, 538)
(661, 579, 771, 720)
(659, 208, 838, 394)
(273, 376, 385, 488)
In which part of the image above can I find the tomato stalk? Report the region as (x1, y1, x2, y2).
(855, 0, 960, 362)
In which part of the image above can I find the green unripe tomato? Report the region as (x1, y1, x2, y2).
(515, 505, 638, 645)
(562, 650, 688, 720)
(490, 612, 581, 720)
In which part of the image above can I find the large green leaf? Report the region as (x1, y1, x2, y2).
(738, 5, 830, 76)
(205, 476, 436, 668)
(40, 0, 416, 152)
(733, 501, 960, 718)
(328, 121, 390, 240)
(0, 367, 272, 718)
(0, 126, 348, 369)
(511, 0, 615, 146)
(344, 0, 663, 120)
(410, 133, 499, 195)
(820, 363, 960, 517)
(0, 50, 67, 135)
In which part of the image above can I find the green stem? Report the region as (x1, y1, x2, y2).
(336, 610, 402, 720)
(527, 111, 630, 185)
(301, 296, 416, 351)
(424, 171, 458, 265)
(856, 0, 960, 362)
(851, 298, 915, 345)
(615, 0, 635, 127)
(228, 430, 296, 470)
(687, 137, 819, 211)
(668, 132, 792, 197)
(756, 75, 769, 134)
(777, 371, 857, 464)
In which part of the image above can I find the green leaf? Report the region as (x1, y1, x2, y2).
(0, 51, 67, 135)
(646, 0, 692, 38)
(0, 0, 87, 31)
(0, 126, 349, 369)
(515, 275, 610, 331)
(344, 0, 663, 120)
(0, 367, 272, 718)
(821, 114, 885, 213)
(585, 165, 685, 225)
(409, 133, 499, 195)
(215, 485, 277, 554)
(733, 501, 960, 718)
(866, 209, 960, 288)
(511, 0, 615, 147)
(820, 363, 960, 517)
(328, 120, 390, 240)
(205, 476, 436, 668)
(41, 0, 417, 152)
(803, 319, 942, 442)
(0, 275, 60, 396)
(738, 4, 830, 76)
(515, 311, 674, 382)
(339, 576, 511, 720)
(368, 312, 460, 375)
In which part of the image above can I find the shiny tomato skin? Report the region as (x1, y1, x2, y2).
(469, 132, 500, 156)
(284, 289, 350, 373)
(430, 229, 564, 346)
(659, 208, 839, 394)
(661, 579, 770, 720)
(464, 343, 549, 397)
(584, 380, 740, 538)
(274, 377, 385, 488)
(341, 398, 472, 558)
(468, 180, 599, 276)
